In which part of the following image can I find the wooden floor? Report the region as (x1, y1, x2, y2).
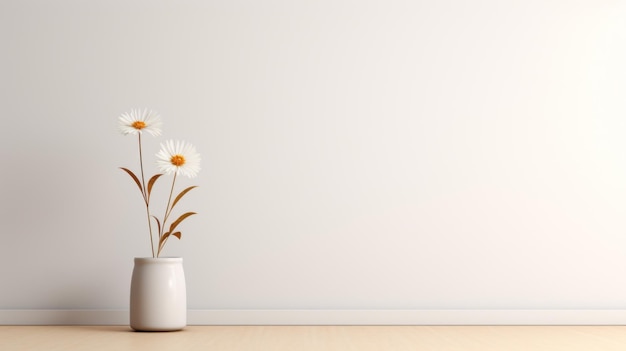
(2, 325, 626, 350)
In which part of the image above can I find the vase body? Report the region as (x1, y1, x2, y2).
(130, 257, 186, 331)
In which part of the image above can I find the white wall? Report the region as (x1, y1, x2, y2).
(1, 0, 626, 316)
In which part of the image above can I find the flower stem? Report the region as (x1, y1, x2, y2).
(157, 171, 178, 257)
(138, 133, 156, 258)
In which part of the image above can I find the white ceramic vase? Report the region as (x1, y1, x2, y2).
(130, 257, 187, 331)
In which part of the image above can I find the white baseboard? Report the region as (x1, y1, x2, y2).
(2, 309, 626, 325)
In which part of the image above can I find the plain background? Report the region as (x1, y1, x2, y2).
(1, 0, 626, 312)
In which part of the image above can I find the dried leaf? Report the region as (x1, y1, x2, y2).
(151, 216, 162, 238)
(168, 212, 197, 234)
(158, 231, 172, 253)
(159, 232, 170, 247)
(157, 231, 182, 256)
(147, 174, 163, 198)
(171, 186, 198, 210)
(120, 167, 143, 194)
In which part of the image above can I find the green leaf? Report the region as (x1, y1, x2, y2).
(120, 167, 143, 194)
(168, 212, 196, 234)
(171, 186, 198, 211)
(147, 174, 163, 199)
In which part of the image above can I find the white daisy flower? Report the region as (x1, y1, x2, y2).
(156, 140, 201, 178)
(118, 108, 163, 136)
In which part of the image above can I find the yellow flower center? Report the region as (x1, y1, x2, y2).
(171, 155, 186, 166)
(132, 121, 146, 130)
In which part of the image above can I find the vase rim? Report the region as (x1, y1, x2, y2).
(134, 257, 183, 263)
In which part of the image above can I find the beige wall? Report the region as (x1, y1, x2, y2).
(1, 0, 625, 313)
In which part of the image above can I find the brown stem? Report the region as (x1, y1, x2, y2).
(157, 171, 178, 257)
(138, 133, 155, 258)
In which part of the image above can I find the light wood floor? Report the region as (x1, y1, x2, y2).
(2, 325, 626, 350)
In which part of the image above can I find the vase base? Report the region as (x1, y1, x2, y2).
(131, 326, 186, 332)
